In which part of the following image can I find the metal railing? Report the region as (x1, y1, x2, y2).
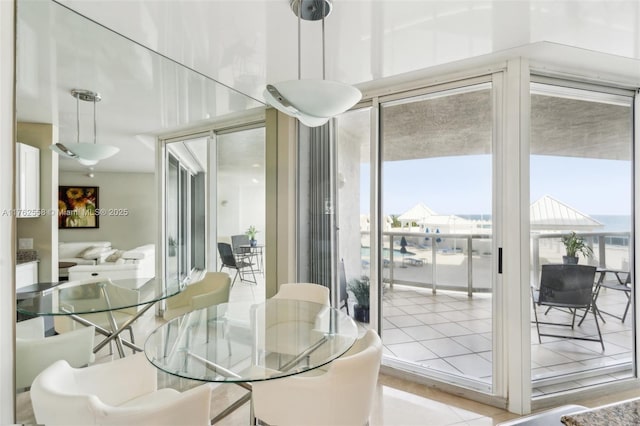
(360, 230, 631, 297)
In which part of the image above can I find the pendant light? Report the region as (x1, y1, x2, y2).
(263, 0, 361, 127)
(50, 89, 119, 166)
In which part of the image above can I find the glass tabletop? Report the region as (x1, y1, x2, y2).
(16, 277, 184, 316)
(144, 298, 359, 383)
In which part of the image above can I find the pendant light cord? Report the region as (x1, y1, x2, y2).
(93, 96, 97, 145)
(297, 0, 301, 80)
(322, 0, 326, 80)
(296, 0, 328, 80)
(76, 93, 80, 143)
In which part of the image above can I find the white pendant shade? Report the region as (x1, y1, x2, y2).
(263, 79, 361, 128)
(50, 142, 119, 163)
(64, 143, 119, 161)
(49, 89, 119, 166)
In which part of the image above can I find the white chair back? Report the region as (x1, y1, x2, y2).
(16, 317, 94, 390)
(252, 329, 383, 426)
(31, 352, 212, 426)
(273, 283, 330, 306)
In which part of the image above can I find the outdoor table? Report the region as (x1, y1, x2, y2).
(239, 244, 265, 274)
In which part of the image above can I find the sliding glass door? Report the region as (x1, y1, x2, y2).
(529, 81, 635, 396)
(165, 136, 208, 282)
(378, 82, 495, 391)
(216, 126, 266, 301)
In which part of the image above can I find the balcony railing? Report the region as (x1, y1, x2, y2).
(360, 230, 631, 296)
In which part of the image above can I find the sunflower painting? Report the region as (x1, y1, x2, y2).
(58, 186, 99, 229)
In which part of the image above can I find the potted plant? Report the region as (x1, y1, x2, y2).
(561, 232, 593, 264)
(168, 236, 177, 257)
(348, 276, 370, 323)
(246, 225, 258, 247)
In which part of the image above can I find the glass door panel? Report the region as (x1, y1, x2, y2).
(216, 127, 266, 303)
(165, 136, 208, 281)
(529, 82, 634, 395)
(379, 82, 494, 392)
(335, 107, 372, 324)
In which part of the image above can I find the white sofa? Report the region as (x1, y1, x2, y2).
(58, 241, 113, 279)
(68, 244, 155, 286)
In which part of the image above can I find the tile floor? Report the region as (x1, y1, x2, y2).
(378, 282, 633, 396)
(15, 271, 636, 425)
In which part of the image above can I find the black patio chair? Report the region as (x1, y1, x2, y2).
(531, 264, 604, 351)
(339, 258, 349, 315)
(217, 242, 256, 287)
(592, 269, 632, 323)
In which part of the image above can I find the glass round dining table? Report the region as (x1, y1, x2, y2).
(144, 298, 359, 424)
(17, 277, 184, 357)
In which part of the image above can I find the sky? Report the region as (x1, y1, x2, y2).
(361, 155, 632, 216)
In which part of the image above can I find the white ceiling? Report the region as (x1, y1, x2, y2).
(15, 0, 640, 173)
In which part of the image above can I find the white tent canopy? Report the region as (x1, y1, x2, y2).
(530, 195, 603, 231)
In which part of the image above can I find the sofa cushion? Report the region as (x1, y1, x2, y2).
(68, 244, 155, 284)
(58, 241, 111, 259)
(81, 246, 112, 260)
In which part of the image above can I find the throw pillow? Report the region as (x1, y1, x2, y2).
(105, 250, 125, 263)
(82, 246, 110, 260)
(76, 246, 95, 258)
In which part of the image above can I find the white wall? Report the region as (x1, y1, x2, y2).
(0, 0, 15, 421)
(217, 179, 265, 243)
(59, 171, 156, 250)
(16, 123, 58, 282)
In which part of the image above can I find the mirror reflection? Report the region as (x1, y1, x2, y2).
(15, 1, 263, 420)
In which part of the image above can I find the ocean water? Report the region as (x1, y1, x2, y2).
(591, 215, 631, 232)
(458, 214, 631, 233)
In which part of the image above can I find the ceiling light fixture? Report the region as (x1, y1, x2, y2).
(263, 0, 361, 127)
(50, 89, 119, 166)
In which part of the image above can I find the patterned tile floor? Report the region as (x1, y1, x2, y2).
(378, 283, 634, 396)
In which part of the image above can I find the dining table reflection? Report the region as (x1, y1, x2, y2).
(17, 277, 184, 358)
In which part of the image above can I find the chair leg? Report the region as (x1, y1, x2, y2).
(230, 271, 239, 288)
(622, 292, 631, 323)
(591, 304, 605, 352)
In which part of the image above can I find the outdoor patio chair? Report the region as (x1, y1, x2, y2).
(217, 242, 256, 287)
(339, 259, 349, 314)
(592, 269, 632, 323)
(531, 264, 604, 351)
(230, 234, 251, 256)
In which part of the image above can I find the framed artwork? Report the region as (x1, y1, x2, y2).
(58, 186, 99, 229)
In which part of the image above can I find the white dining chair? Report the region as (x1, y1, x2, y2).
(30, 352, 213, 426)
(163, 272, 231, 321)
(16, 316, 95, 390)
(252, 329, 383, 426)
(273, 282, 330, 306)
